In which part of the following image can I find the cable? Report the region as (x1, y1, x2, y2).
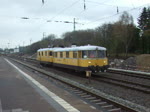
(22, 0, 82, 43)
(86, 0, 128, 8)
(86, 3, 150, 25)
(76, 0, 113, 19)
(49, 0, 81, 20)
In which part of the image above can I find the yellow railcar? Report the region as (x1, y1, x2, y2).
(52, 45, 109, 72)
(37, 45, 109, 72)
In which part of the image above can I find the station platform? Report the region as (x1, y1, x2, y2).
(0, 57, 100, 112)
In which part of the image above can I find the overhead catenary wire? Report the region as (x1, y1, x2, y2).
(0, 0, 84, 27)
(1, 0, 149, 48)
(21, 0, 82, 42)
(76, 0, 113, 18)
(77, 0, 145, 19)
(85, 0, 127, 8)
(12, 1, 150, 35)
(85, 3, 150, 25)
(49, 0, 81, 20)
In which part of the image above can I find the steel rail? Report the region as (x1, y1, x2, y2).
(108, 69, 150, 80)
(92, 75, 150, 94)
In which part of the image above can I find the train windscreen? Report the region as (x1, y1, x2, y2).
(88, 50, 97, 58)
(97, 50, 106, 58)
(82, 50, 106, 58)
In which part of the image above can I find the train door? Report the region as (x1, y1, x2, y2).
(38, 51, 42, 64)
(72, 51, 79, 69)
(48, 51, 53, 64)
(77, 51, 82, 70)
(39, 51, 41, 61)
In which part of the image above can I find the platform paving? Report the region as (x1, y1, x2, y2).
(0, 100, 2, 112)
(0, 57, 57, 112)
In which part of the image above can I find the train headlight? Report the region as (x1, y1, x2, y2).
(104, 61, 106, 63)
(88, 61, 91, 64)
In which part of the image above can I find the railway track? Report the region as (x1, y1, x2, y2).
(25, 57, 150, 94)
(7, 57, 150, 112)
(93, 74, 150, 94)
(24, 57, 150, 79)
(107, 68, 150, 80)
(14, 57, 150, 94)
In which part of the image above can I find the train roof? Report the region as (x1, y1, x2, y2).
(53, 45, 106, 52)
(37, 45, 106, 52)
(37, 47, 59, 52)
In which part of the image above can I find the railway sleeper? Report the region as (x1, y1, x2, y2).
(68, 87, 76, 90)
(71, 89, 80, 92)
(90, 99, 102, 102)
(73, 91, 83, 94)
(76, 93, 87, 96)
(85, 97, 96, 100)
(108, 108, 121, 112)
(101, 105, 113, 110)
(96, 101, 107, 105)
(81, 95, 91, 98)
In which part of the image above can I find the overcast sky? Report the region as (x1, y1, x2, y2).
(0, 0, 150, 49)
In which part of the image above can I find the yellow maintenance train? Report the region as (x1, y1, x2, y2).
(37, 45, 109, 73)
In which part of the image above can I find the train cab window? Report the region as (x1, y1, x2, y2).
(88, 50, 97, 58)
(97, 50, 106, 58)
(38, 52, 40, 56)
(82, 51, 87, 58)
(78, 51, 82, 58)
(60, 52, 63, 58)
(73, 51, 77, 58)
(66, 52, 69, 58)
(42, 52, 43, 56)
(49, 51, 52, 56)
(45, 51, 47, 56)
(54, 52, 57, 57)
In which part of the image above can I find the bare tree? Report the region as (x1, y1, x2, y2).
(113, 11, 135, 57)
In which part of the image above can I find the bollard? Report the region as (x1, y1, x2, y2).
(86, 71, 92, 83)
